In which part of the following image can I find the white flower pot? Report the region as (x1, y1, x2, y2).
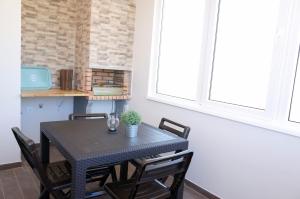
(125, 125, 139, 137)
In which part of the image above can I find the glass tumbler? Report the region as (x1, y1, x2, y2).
(107, 113, 120, 132)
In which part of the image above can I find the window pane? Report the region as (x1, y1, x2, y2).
(210, 0, 280, 109)
(289, 52, 300, 123)
(156, 0, 204, 100)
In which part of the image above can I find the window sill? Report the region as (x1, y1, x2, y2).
(147, 95, 300, 138)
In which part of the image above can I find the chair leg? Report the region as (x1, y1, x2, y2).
(98, 166, 118, 187)
(130, 168, 138, 179)
(99, 174, 110, 187)
(110, 166, 118, 182)
(39, 189, 47, 199)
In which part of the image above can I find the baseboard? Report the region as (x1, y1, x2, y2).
(185, 179, 220, 199)
(0, 162, 22, 170)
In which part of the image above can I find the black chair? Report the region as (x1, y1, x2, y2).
(131, 118, 190, 166)
(104, 150, 193, 199)
(159, 118, 190, 140)
(69, 113, 118, 183)
(68, 113, 108, 120)
(12, 127, 112, 198)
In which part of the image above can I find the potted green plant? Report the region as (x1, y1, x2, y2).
(121, 110, 142, 137)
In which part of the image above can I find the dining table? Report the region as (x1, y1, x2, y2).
(40, 118, 189, 199)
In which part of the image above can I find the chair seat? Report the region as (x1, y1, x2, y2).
(45, 160, 111, 190)
(130, 154, 161, 167)
(105, 179, 170, 199)
(46, 161, 72, 189)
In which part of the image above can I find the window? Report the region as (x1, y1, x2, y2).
(148, 0, 300, 136)
(209, 0, 280, 109)
(289, 49, 300, 123)
(155, 0, 205, 100)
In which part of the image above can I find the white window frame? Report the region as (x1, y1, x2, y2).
(289, 48, 300, 123)
(147, 0, 300, 137)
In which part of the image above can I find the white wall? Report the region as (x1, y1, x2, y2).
(21, 99, 114, 143)
(129, 1, 300, 199)
(21, 98, 74, 142)
(86, 101, 114, 114)
(0, 0, 21, 165)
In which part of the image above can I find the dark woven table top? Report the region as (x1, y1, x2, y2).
(41, 119, 188, 165)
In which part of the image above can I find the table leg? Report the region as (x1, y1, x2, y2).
(71, 162, 86, 199)
(40, 131, 50, 199)
(176, 182, 184, 199)
(120, 161, 129, 181)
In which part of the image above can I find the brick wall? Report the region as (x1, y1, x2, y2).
(22, 0, 77, 87)
(76, 69, 131, 95)
(22, 0, 135, 91)
(89, 0, 136, 68)
(74, 67, 92, 92)
(74, 69, 132, 96)
(74, 0, 91, 71)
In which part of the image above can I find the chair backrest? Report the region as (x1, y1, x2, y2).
(130, 150, 193, 198)
(159, 118, 190, 139)
(69, 113, 108, 120)
(11, 127, 49, 186)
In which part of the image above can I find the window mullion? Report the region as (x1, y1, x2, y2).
(198, 0, 220, 105)
(271, 0, 300, 123)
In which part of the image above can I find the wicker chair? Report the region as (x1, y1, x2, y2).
(105, 150, 193, 199)
(12, 127, 112, 198)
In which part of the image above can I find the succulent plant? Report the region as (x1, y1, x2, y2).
(121, 111, 142, 125)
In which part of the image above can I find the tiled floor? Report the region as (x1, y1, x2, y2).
(0, 147, 207, 199)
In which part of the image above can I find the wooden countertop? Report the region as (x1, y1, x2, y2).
(21, 89, 130, 100)
(21, 89, 89, 97)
